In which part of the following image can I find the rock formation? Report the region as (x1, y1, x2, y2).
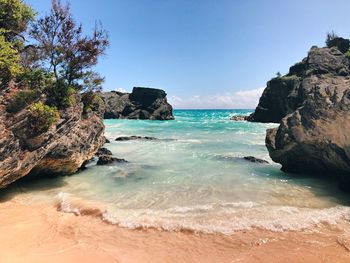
(230, 115, 249, 121)
(0, 91, 105, 188)
(115, 136, 158, 141)
(248, 45, 350, 123)
(95, 147, 127, 165)
(243, 156, 269, 164)
(266, 85, 350, 175)
(251, 39, 350, 177)
(102, 87, 174, 120)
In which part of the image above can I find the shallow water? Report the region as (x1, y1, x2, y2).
(2, 109, 350, 233)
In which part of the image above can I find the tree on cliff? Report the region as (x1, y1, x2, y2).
(0, 0, 35, 42)
(0, 0, 35, 87)
(29, 0, 109, 107)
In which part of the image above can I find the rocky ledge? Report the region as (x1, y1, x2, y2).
(102, 87, 174, 120)
(0, 91, 105, 188)
(251, 38, 350, 179)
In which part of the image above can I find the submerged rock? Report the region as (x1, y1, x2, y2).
(0, 92, 105, 187)
(243, 156, 269, 164)
(102, 87, 174, 120)
(96, 147, 112, 157)
(230, 115, 249, 121)
(214, 154, 269, 164)
(95, 146, 128, 165)
(115, 136, 158, 141)
(96, 155, 127, 165)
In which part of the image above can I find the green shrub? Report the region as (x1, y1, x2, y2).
(16, 68, 54, 91)
(0, 32, 22, 86)
(6, 89, 40, 113)
(81, 92, 103, 115)
(28, 102, 59, 135)
(345, 49, 350, 59)
(45, 80, 77, 108)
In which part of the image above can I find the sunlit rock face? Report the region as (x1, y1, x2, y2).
(0, 92, 105, 188)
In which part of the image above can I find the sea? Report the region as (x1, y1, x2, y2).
(2, 109, 350, 234)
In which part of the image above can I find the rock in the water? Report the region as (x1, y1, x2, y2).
(97, 155, 127, 165)
(258, 43, 350, 176)
(230, 115, 249, 121)
(104, 137, 110, 143)
(95, 147, 127, 165)
(0, 92, 105, 187)
(96, 147, 112, 157)
(243, 156, 269, 164)
(102, 87, 174, 120)
(115, 136, 158, 141)
(248, 46, 350, 123)
(266, 87, 350, 174)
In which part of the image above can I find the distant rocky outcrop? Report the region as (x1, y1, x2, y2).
(251, 38, 350, 178)
(0, 91, 105, 188)
(102, 87, 174, 120)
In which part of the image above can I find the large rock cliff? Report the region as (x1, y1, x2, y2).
(0, 90, 105, 188)
(102, 87, 174, 120)
(252, 41, 350, 178)
(248, 46, 350, 123)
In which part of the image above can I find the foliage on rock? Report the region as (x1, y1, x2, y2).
(6, 89, 40, 112)
(0, 0, 35, 42)
(0, 32, 22, 83)
(27, 101, 59, 135)
(81, 91, 103, 115)
(16, 68, 54, 91)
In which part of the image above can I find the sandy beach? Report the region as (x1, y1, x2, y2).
(0, 200, 350, 263)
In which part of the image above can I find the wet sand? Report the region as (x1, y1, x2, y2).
(1, 201, 350, 263)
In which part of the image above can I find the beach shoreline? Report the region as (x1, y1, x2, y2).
(1, 200, 350, 263)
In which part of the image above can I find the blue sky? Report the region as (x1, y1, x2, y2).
(26, 0, 350, 108)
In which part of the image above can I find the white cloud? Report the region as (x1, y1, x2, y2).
(168, 87, 264, 109)
(115, 87, 127, 93)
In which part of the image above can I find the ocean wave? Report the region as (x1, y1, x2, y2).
(56, 192, 105, 217)
(55, 193, 350, 235)
(177, 139, 202, 144)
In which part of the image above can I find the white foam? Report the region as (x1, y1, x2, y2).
(55, 194, 350, 234)
(56, 192, 81, 216)
(101, 205, 350, 234)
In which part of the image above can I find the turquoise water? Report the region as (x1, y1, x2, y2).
(3, 110, 350, 233)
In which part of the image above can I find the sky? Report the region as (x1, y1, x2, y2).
(26, 0, 350, 109)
